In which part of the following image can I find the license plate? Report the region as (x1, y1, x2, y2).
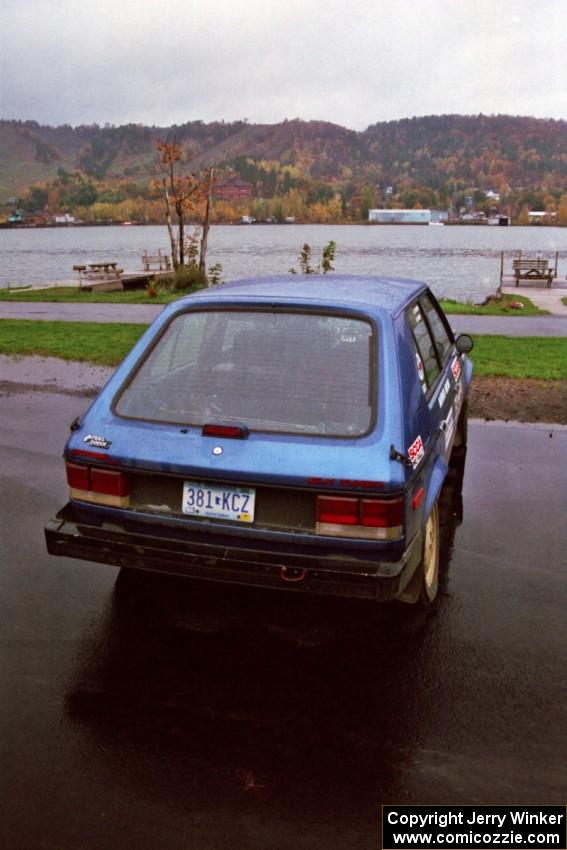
(182, 481, 255, 523)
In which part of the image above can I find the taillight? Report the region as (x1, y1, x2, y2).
(316, 494, 403, 540)
(361, 497, 404, 528)
(66, 462, 90, 491)
(65, 461, 129, 506)
(90, 468, 129, 497)
(317, 496, 358, 525)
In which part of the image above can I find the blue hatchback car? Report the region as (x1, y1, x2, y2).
(45, 275, 473, 607)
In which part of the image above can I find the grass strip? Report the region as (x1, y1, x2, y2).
(469, 336, 567, 380)
(440, 294, 548, 316)
(0, 285, 200, 304)
(0, 320, 146, 366)
(0, 321, 566, 379)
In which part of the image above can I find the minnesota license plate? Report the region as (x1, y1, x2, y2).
(182, 481, 255, 523)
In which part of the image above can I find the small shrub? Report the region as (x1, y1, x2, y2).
(207, 263, 223, 286)
(173, 264, 207, 291)
(146, 279, 159, 298)
(321, 240, 336, 273)
(289, 241, 337, 275)
(299, 243, 316, 274)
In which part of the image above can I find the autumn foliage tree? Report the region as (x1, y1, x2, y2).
(154, 138, 215, 271)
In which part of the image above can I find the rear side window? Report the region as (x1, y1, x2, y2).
(407, 303, 440, 387)
(420, 293, 453, 366)
(115, 310, 374, 437)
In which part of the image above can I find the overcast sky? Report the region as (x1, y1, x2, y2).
(1, 0, 566, 130)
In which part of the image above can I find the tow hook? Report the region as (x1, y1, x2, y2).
(280, 566, 307, 583)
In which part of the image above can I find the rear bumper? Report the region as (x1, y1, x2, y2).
(45, 504, 422, 602)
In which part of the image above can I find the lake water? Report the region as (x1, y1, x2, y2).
(1, 223, 566, 303)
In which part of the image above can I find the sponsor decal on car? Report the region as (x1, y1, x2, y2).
(416, 351, 425, 383)
(438, 377, 451, 408)
(83, 434, 112, 449)
(408, 435, 425, 469)
(451, 355, 462, 382)
(444, 407, 455, 451)
(454, 378, 464, 415)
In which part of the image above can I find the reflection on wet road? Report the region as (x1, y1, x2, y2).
(1, 389, 566, 850)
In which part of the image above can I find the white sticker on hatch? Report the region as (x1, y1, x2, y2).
(408, 435, 425, 469)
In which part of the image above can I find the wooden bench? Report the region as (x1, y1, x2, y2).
(512, 258, 554, 287)
(142, 249, 171, 272)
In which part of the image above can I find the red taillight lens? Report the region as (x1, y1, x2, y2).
(65, 461, 129, 502)
(90, 468, 129, 497)
(316, 494, 404, 539)
(361, 497, 404, 528)
(66, 462, 90, 490)
(317, 496, 359, 525)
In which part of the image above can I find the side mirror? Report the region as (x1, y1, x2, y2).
(455, 333, 474, 354)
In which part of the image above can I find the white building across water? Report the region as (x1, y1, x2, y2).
(368, 209, 448, 224)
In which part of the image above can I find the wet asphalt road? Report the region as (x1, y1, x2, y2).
(1, 300, 567, 335)
(1, 388, 566, 850)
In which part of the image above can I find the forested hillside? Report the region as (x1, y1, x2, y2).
(1, 114, 565, 222)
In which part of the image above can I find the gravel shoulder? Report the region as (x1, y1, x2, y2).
(469, 376, 567, 424)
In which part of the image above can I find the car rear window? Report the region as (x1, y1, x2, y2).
(114, 309, 374, 436)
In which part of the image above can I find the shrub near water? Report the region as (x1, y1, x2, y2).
(173, 264, 207, 290)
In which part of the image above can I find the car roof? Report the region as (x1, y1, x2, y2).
(187, 275, 426, 315)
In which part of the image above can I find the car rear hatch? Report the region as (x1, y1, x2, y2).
(64, 303, 407, 543)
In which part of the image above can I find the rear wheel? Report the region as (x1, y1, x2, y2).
(418, 501, 440, 606)
(450, 400, 468, 469)
(449, 400, 468, 493)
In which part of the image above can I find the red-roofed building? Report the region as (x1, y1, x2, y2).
(213, 176, 254, 202)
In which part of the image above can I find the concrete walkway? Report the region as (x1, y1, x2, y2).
(2, 300, 566, 335)
(501, 284, 567, 316)
(0, 301, 163, 324)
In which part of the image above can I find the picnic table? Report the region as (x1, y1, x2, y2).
(512, 257, 554, 286)
(499, 251, 559, 290)
(74, 261, 124, 290)
(87, 262, 122, 276)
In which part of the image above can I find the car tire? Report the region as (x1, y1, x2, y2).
(418, 501, 440, 606)
(449, 400, 468, 469)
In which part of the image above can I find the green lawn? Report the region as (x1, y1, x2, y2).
(0, 286, 548, 315)
(1, 320, 566, 379)
(468, 336, 567, 379)
(0, 320, 146, 366)
(439, 294, 548, 316)
(0, 284, 201, 304)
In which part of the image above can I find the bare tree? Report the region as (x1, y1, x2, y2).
(154, 139, 200, 270)
(199, 166, 214, 279)
(154, 141, 217, 282)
